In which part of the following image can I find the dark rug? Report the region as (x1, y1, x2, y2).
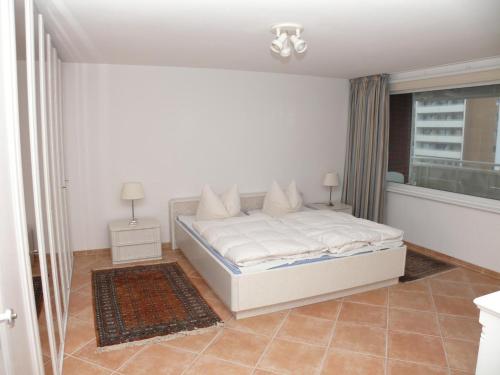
(92, 262, 222, 348)
(400, 249, 456, 282)
(32, 276, 43, 317)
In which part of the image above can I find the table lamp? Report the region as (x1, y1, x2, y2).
(323, 172, 339, 206)
(121, 182, 144, 225)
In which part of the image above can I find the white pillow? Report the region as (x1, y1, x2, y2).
(196, 184, 241, 221)
(262, 180, 303, 217)
(220, 184, 241, 217)
(287, 180, 303, 211)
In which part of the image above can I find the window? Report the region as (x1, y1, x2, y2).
(388, 84, 500, 201)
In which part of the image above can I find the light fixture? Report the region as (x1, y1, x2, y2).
(280, 37, 292, 57)
(323, 172, 340, 206)
(290, 32, 307, 53)
(270, 23, 307, 57)
(121, 182, 144, 225)
(271, 31, 288, 54)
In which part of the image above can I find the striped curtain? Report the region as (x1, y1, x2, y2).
(342, 74, 390, 222)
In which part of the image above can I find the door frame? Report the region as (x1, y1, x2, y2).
(0, 0, 44, 373)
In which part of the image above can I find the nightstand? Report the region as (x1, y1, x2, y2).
(109, 218, 162, 264)
(306, 202, 353, 214)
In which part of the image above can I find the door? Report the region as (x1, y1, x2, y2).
(0, 0, 44, 374)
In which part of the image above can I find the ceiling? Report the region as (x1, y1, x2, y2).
(36, 0, 500, 78)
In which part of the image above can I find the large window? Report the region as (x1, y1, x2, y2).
(388, 84, 500, 200)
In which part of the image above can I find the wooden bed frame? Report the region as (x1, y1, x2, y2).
(169, 193, 406, 319)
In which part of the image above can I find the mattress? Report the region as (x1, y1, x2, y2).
(177, 215, 400, 275)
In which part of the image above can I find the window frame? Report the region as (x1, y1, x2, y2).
(388, 82, 500, 211)
(386, 181, 500, 215)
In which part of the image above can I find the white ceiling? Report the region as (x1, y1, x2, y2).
(37, 0, 500, 78)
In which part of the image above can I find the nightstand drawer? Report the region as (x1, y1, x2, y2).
(114, 228, 159, 245)
(112, 242, 161, 263)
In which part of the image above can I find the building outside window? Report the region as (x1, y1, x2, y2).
(388, 84, 500, 200)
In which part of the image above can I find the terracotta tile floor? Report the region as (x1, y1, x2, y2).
(62, 250, 500, 375)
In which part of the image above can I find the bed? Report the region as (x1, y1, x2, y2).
(169, 192, 406, 319)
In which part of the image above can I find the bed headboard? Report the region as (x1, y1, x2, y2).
(169, 192, 266, 249)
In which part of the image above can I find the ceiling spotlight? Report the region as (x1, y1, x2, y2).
(290, 31, 307, 54)
(270, 23, 307, 57)
(280, 38, 292, 57)
(271, 31, 288, 54)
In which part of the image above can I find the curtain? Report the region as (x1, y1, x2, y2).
(342, 74, 390, 222)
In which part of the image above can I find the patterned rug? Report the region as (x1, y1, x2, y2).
(32, 276, 43, 317)
(92, 262, 222, 349)
(400, 249, 456, 282)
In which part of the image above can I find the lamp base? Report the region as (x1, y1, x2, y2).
(129, 200, 138, 225)
(327, 202, 334, 207)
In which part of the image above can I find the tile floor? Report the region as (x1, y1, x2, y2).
(60, 249, 500, 375)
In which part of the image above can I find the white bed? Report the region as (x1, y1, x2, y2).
(169, 192, 406, 319)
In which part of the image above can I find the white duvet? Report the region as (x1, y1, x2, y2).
(276, 210, 404, 254)
(191, 210, 404, 267)
(192, 213, 328, 266)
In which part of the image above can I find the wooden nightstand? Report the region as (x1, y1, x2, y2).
(306, 202, 353, 214)
(109, 217, 162, 264)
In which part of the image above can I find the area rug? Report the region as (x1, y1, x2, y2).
(400, 249, 456, 282)
(92, 262, 222, 350)
(32, 275, 43, 316)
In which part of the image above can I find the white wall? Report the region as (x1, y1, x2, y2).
(386, 191, 500, 273)
(62, 63, 349, 251)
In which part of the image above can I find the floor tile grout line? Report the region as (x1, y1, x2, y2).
(386, 327, 479, 342)
(431, 277, 500, 288)
(316, 299, 344, 375)
(180, 326, 225, 375)
(188, 351, 256, 372)
(68, 337, 95, 356)
(250, 331, 338, 350)
(289, 310, 342, 323)
(428, 277, 451, 372)
(66, 353, 118, 373)
(385, 303, 478, 319)
(251, 309, 292, 374)
(113, 344, 149, 373)
(383, 356, 451, 371)
(221, 325, 285, 341)
(330, 346, 394, 360)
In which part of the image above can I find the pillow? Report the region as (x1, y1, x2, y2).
(220, 184, 241, 217)
(262, 180, 303, 217)
(287, 180, 303, 211)
(196, 184, 241, 221)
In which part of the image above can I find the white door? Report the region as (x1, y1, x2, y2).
(0, 0, 44, 373)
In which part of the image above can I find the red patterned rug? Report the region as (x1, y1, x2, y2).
(92, 262, 222, 349)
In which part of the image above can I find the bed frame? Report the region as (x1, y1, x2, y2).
(169, 193, 406, 319)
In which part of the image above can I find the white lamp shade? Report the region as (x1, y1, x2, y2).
(323, 172, 339, 187)
(121, 182, 144, 200)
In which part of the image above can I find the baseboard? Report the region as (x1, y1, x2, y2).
(73, 248, 110, 256)
(73, 242, 172, 255)
(405, 241, 500, 280)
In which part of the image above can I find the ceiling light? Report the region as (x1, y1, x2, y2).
(280, 38, 292, 57)
(290, 32, 307, 54)
(271, 31, 288, 54)
(270, 23, 307, 57)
